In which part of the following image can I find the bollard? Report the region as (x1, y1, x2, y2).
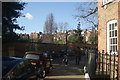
(87, 51, 97, 79)
(102, 50, 104, 75)
(98, 52, 101, 75)
(113, 52, 116, 79)
(109, 50, 112, 77)
(106, 52, 108, 75)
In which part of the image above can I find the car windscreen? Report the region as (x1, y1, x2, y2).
(25, 54, 39, 60)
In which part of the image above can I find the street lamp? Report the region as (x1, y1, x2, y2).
(66, 30, 68, 55)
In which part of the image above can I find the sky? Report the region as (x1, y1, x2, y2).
(16, 2, 90, 34)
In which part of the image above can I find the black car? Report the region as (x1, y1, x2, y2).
(42, 52, 53, 69)
(24, 51, 52, 78)
(45, 50, 59, 58)
(2, 56, 37, 80)
(67, 49, 76, 56)
(59, 49, 75, 57)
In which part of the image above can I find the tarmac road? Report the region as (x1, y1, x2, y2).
(43, 55, 86, 80)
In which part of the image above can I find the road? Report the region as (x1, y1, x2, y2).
(43, 55, 87, 80)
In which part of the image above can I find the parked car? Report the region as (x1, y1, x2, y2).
(59, 49, 76, 56)
(42, 52, 53, 71)
(59, 49, 67, 57)
(67, 49, 76, 56)
(2, 56, 37, 80)
(45, 50, 59, 58)
(24, 51, 52, 78)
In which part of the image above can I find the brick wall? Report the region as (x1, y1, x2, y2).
(98, 1, 118, 52)
(98, 0, 120, 79)
(118, 2, 120, 80)
(2, 42, 97, 58)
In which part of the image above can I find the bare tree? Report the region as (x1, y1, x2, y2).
(58, 22, 69, 33)
(48, 13, 54, 34)
(58, 22, 64, 32)
(53, 23, 58, 33)
(63, 22, 69, 31)
(44, 13, 58, 43)
(44, 13, 56, 34)
(74, 2, 98, 30)
(44, 18, 49, 33)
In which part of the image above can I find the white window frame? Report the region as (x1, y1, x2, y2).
(103, 0, 114, 5)
(107, 20, 118, 54)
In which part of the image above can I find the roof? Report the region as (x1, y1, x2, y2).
(25, 51, 42, 55)
(2, 56, 23, 61)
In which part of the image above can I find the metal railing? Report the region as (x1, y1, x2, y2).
(97, 50, 118, 80)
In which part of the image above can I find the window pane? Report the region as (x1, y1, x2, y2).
(113, 46, 115, 52)
(115, 45, 116, 52)
(112, 31, 114, 37)
(115, 23, 117, 27)
(110, 46, 112, 51)
(116, 45, 117, 52)
(114, 46, 116, 52)
(111, 46, 113, 52)
(112, 23, 114, 30)
(115, 30, 117, 36)
(109, 24, 111, 30)
(113, 38, 114, 44)
(110, 39, 112, 44)
(115, 38, 117, 44)
(103, 0, 106, 3)
(111, 39, 113, 44)
(110, 31, 111, 37)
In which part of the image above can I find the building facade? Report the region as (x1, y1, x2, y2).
(17, 32, 43, 41)
(18, 33, 29, 39)
(98, 0, 120, 54)
(81, 29, 91, 42)
(98, 0, 120, 79)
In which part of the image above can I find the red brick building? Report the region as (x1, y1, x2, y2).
(98, 0, 120, 79)
(81, 29, 91, 42)
(18, 33, 29, 39)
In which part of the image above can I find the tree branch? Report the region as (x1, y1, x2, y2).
(80, 7, 98, 18)
(86, 19, 98, 28)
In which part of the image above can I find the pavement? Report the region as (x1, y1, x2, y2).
(43, 55, 87, 80)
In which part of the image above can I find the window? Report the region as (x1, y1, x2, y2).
(107, 20, 118, 54)
(103, 0, 114, 5)
(25, 54, 39, 60)
(13, 60, 33, 77)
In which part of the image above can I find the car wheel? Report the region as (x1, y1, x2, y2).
(40, 70, 46, 78)
(84, 66, 88, 74)
(46, 68, 50, 73)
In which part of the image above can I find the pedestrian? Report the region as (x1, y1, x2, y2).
(75, 47, 81, 65)
(62, 54, 68, 66)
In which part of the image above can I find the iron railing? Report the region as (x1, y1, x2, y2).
(97, 50, 118, 80)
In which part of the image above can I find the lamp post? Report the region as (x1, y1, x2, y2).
(66, 30, 68, 54)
